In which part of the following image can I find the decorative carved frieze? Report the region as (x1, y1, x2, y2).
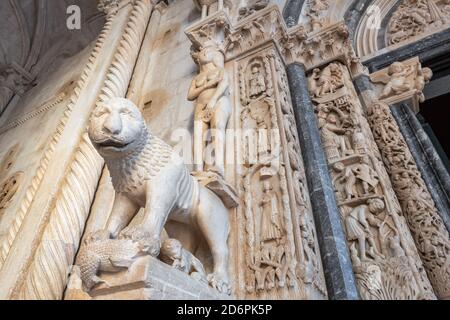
(308, 61, 436, 300)
(283, 22, 364, 76)
(367, 101, 450, 299)
(185, 2, 328, 300)
(236, 48, 326, 299)
(370, 58, 433, 113)
(387, 0, 450, 46)
(186, 4, 363, 79)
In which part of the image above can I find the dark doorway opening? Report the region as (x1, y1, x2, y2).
(419, 92, 450, 173)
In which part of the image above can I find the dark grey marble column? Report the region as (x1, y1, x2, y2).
(286, 63, 359, 300)
(283, 0, 306, 27)
(391, 103, 450, 232)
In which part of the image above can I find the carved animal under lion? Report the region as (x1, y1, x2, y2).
(81, 97, 231, 295)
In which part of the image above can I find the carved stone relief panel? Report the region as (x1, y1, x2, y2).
(308, 61, 436, 300)
(367, 101, 450, 299)
(387, 0, 450, 46)
(236, 47, 326, 300)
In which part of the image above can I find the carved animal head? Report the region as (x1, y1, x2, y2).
(161, 239, 183, 260)
(88, 98, 147, 159)
(421, 67, 433, 82)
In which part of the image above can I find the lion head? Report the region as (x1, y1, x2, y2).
(88, 98, 147, 159)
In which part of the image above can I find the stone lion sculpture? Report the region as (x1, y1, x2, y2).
(87, 97, 231, 294)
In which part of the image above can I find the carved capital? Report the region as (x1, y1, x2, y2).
(185, 10, 231, 54)
(283, 22, 362, 75)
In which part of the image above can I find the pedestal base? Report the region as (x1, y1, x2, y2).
(65, 256, 232, 300)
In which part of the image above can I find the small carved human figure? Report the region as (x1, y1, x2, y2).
(345, 198, 386, 261)
(248, 64, 266, 98)
(188, 44, 231, 177)
(352, 156, 379, 197)
(320, 113, 350, 160)
(160, 238, 208, 284)
(415, 67, 433, 103)
(315, 63, 344, 96)
(259, 180, 283, 242)
(379, 62, 415, 99)
(333, 162, 357, 201)
(87, 98, 231, 294)
(308, 68, 321, 97)
(317, 65, 334, 96)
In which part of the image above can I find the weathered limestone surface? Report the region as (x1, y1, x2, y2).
(1, 0, 450, 301)
(67, 256, 231, 300)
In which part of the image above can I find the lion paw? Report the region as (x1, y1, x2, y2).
(207, 273, 231, 295)
(140, 236, 161, 257)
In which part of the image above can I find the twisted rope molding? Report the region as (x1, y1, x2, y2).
(16, 0, 153, 299)
(0, 12, 117, 271)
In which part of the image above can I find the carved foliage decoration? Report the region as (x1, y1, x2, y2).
(367, 101, 450, 299)
(309, 62, 436, 300)
(387, 0, 450, 46)
(237, 48, 326, 299)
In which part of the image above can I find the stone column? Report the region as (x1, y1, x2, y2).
(366, 100, 450, 299)
(354, 70, 450, 233)
(287, 62, 359, 300)
(283, 0, 306, 27)
(391, 103, 450, 232)
(306, 60, 435, 300)
(358, 59, 450, 299)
